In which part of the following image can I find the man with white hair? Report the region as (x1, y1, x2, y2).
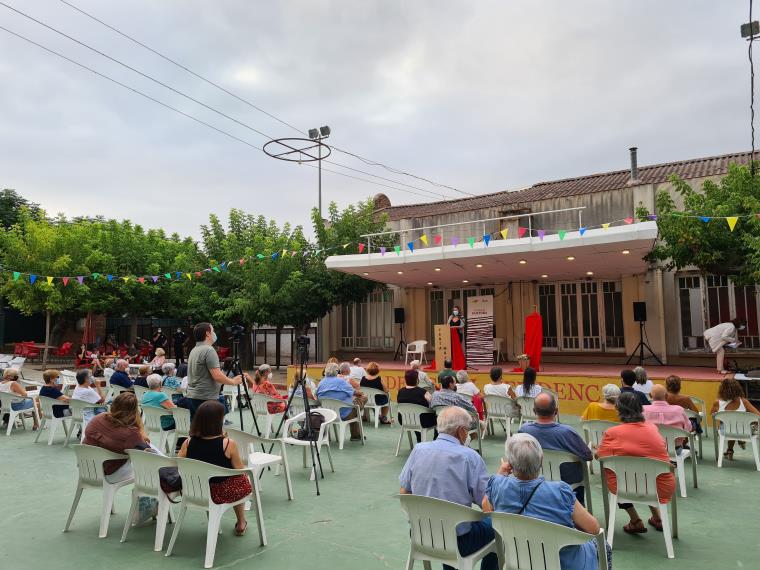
(338, 361, 368, 409)
(348, 358, 366, 382)
(483, 433, 605, 569)
(399, 406, 500, 570)
(410, 360, 435, 394)
(109, 359, 133, 389)
(317, 362, 363, 441)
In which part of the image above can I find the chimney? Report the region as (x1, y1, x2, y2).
(628, 146, 640, 184)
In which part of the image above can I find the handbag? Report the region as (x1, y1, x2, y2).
(159, 466, 182, 502)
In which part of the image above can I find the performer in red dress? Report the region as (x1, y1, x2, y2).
(448, 306, 466, 369)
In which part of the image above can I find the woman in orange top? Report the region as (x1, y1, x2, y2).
(595, 391, 675, 534)
(248, 364, 286, 414)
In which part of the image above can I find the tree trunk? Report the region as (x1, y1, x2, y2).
(129, 315, 139, 344)
(42, 310, 51, 367)
(275, 325, 282, 370)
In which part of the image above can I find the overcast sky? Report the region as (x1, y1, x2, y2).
(0, 1, 750, 239)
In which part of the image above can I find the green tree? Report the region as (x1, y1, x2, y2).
(0, 189, 40, 229)
(638, 164, 760, 284)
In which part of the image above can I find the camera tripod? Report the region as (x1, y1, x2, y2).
(226, 334, 262, 438)
(269, 338, 325, 495)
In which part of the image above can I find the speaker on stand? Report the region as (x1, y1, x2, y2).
(393, 308, 407, 361)
(626, 302, 663, 366)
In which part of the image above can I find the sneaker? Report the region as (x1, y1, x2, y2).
(223, 419, 234, 426)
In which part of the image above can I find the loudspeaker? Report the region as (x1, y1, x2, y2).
(633, 302, 647, 323)
(394, 308, 405, 324)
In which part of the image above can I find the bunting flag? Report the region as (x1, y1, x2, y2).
(601, 223, 610, 230)
(483, 234, 491, 247)
(138, 277, 145, 284)
(451, 236, 460, 246)
(62, 277, 69, 286)
(13, 271, 20, 281)
(517, 227, 527, 238)
(342, 243, 350, 249)
(271, 252, 279, 261)
(537, 230, 545, 241)
(358, 243, 365, 253)
(624, 217, 634, 224)
(220, 263, 227, 271)
(700, 216, 711, 223)
(500, 228, 508, 240)
(175, 271, 182, 279)
(106, 274, 114, 282)
(195, 271, 202, 277)
(122, 277, 130, 283)
(256, 254, 265, 260)
(30, 275, 37, 284)
(164, 272, 172, 279)
(407, 241, 415, 253)
(647, 215, 658, 220)
(151, 276, 158, 283)
(239, 258, 245, 266)
(434, 234, 443, 245)
(78, 276, 85, 285)
(579, 227, 587, 236)
(47, 276, 54, 285)
(558, 230, 567, 240)
(467, 237, 475, 248)
(394, 245, 401, 255)
(185, 273, 192, 280)
(727, 217, 739, 231)
(420, 234, 428, 245)
(92, 272, 100, 280)
(380, 246, 387, 256)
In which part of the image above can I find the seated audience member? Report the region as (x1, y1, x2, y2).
(430, 376, 481, 432)
(360, 361, 391, 424)
(483, 433, 605, 570)
(142, 373, 177, 431)
(483, 366, 516, 398)
(72, 369, 107, 425)
(710, 377, 760, 461)
(519, 392, 593, 506)
(399, 407, 500, 570)
(133, 365, 151, 388)
(83, 392, 149, 482)
(161, 362, 186, 404)
(595, 392, 675, 533)
(125, 342, 140, 363)
(178, 400, 251, 536)
(317, 362, 363, 441)
(664, 375, 701, 434)
(176, 362, 188, 379)
(39, 369, 71, 418)
(410, 360, 435, 394)
(643, 385, 692, 436)
(338, 362, 369, 409)
(348, 358, 366, 383)
(456, 370, 485, 419)
(633, 366, 654, 397)
(147, 348, 166, 371)
(581, 384, 621, 422)
(0, 368, 39, 429)
(289, 364, 317, 401)
(620, 369, 650, 406)
(397, 369, 436, 440)
(109, 359, 134, 390)
(437, 359, 457, 385)
(249, 364, 287, 414)
(515, 367, 542, 399)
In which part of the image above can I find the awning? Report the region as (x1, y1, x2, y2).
(326, 221, 658, 288)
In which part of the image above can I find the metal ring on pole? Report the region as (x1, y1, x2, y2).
(263, 137, 332, 163)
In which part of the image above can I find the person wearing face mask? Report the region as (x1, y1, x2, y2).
(703, 318, 746, 374)
(248, 363, 287, 414)
(173, 327, 188, 365)
(186, 323, 247, 419)
(447, 305, 466, 344)
(39, 369, 71, 418)
(399, 406, 504, 570)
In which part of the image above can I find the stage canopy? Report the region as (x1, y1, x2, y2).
(325, 221, 658, 288)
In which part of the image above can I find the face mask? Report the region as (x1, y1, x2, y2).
(211, 332, 217, 344)
(453, 310, 459, 316)
(738, 325, 746, 331)
(268, 373, 273, 381)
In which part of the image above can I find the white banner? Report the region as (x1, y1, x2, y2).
(466, 295, 494, 366)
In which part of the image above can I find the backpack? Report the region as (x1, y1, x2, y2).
(296, 412, 326, 441)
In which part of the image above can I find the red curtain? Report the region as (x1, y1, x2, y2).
(524, 312, 543, 370)
(450, 327, 466, 370)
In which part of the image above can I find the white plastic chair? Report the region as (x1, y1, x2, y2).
(64, 444, 135, 538)
(222, 383, 238, 414)
(361, 386, 389, 428)
(121, 450, 177, 551)
(0, 391, 38, 435)
(133, 384, 149, 401)
(484, 394, 520, 438)
(493, 337, 504, 363)
(581, 420, 617, 474)
(165, 457, 266, 568)
(395, 403, 437, 456)
(59, 370, 77, 395)
(170, 407, 191, 453)
(398, 494, 499, 569)
(689, 396, 708, 439)
(106, 382, 130, 402)
(9, 356, 26, 378)
(282, 407, 337, 480)
(65, 399, 101, 447)
(319, 397, 365, 450)
(541, 449, 594, 515)
(491, 511, 608, 570)
(714, 410, 760, 470)
(249, 393, 285, 439)
(405, 340, 428, 366)
(683, 408, 704, 459)
(142, 405, 175, 454)
(34, 395, 71, 445)
(600, 455, 677, 559)
(288, 395, 320, 419)
(658, 424, 698, 497)
(516, 396, 537, 427)
(226, 428, 294, 501)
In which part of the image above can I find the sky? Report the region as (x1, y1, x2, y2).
(0, 0, 751, 239)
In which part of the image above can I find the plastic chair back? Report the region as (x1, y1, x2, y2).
(142, 405, 172, 433)
(171, 407, 191, 437)
(284, 407, 337, 443)
(361, 387, 387, 406)
(320, 397, 355, 417)
(250, 393, 282, 415)
(174, 456, 248, 508)
(581, 420, 617, 446)
(714, 410, 759, 438)
(38, 395, 67, 420)
(0, 391, 27, 412)
(398, 494, 486, 564)
(125, 449, 177, 496)
(657, 425, 692, 454)
(69, 398, 99, 422)
(516, 396, 536, 421)
(72, 443, 128, 487)
(397, 403, 433, 430)
(484, 394, 520, 419)
(133, 385, 149, 400)
(599, 456, 672, 503)
(407, 340, 427, 353)
(491, 512, 607, 570)
(541, 449, 583, 482)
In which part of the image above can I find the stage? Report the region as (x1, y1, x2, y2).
(287, 360, 725, 418)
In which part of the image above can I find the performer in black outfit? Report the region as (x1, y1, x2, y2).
(151, 327, 167, 360)
(447, 305, 466, 344)
(173, 327, 188, 364)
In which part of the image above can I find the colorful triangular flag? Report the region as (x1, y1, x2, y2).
(517, 227, 527, 238)
(500, 228, 508, 240)
(467, 237, 475, 248)
(62, 277, 69, 286)
(239, 258, 245, 266)
(92, 272, 100, 280)
(538, 230, 545, 241)
(12, 271, 20, 281)
(380, 246, 387, 256)
(420, 234, 428, 246)
(185, 273, 192, 280)
(212, 266, 220, 272)
(271, 252, 279, 260)
(451, 236, 460, 246)
(164, 273, 172, 279)
(122, 277, 130, 283)
(558, 230, 567, 241)
(647, 214, 658, 221)
(434, 234, 443, 245)
(579, 227, 587, 236)
(700, 216, 711, 223)
(358, 243, 365, 253)
(394, 245, 401, 255)
(342, 243, 350, 249)
(407, 241, 415, 253)
(77, 276, 85, 285)
(46, 276, 53, 285)
(601, 223, 610, 230)
(138, 277, 145, 284)
(106, 274, 114, 282)
(483, 234, 491, 246)
(151, 276, 158, 283)
(195, 271, 202, 277)
(256, 254, 265, 260)
(727, 217, 738, 231)
(30, 274, 37, 284)
(624, 217, 634, 224)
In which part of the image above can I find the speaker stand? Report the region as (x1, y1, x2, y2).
(393, 323, 407, 361)
(626, 321, 663, 366)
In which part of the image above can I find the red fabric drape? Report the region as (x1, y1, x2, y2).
(524, 312, 543, 370)
(450, 327, 466, 370)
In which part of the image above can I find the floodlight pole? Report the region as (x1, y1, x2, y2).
(318, 142, 322, 218)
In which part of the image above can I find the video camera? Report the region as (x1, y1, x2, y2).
(226, 324, 245, 341)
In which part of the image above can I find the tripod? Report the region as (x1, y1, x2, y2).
(393, 323, 407, 361)
(626, 321, 663, 366)
(268, 338, 324, 495)
(226, 334, 262, 437)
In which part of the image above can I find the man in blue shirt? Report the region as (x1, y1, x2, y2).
(400, 406, 500, 570)
(519, 392, 592, 506)
(316, 362, 362, 440)
(109, 359, 134, 389)
(620, 369, 650, 406)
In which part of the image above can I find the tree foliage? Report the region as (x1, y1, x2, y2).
(638, 164, 760, 284)
(0, 189, 40, 229)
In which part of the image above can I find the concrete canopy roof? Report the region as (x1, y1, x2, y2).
(326, 222, 658, 288)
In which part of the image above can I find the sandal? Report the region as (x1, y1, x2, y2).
(648, 517, 663, 532)
(379, 416, 392, 425)
(623, 519, 647, 534)
(234, 521, 248, 536)
(724, 449, 735, 461)
(738, 441, 747, 450)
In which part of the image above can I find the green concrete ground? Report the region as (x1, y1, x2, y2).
(1, 408, 758, 569)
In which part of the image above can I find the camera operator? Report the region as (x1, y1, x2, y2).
(186, 323, 248, 419)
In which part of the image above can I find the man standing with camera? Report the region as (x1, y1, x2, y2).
(186, 322, 246, 418)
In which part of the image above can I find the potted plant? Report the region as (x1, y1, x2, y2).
(516, 353, 530, 370)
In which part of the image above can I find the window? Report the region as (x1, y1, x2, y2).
(679, 274, 760, 351)
(560, 283, 579, 349)
(341, 290, 394, 350)
(538, 284, 558, 348)
(602, 281, 624, 349)
(430, 287, 497, 342)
